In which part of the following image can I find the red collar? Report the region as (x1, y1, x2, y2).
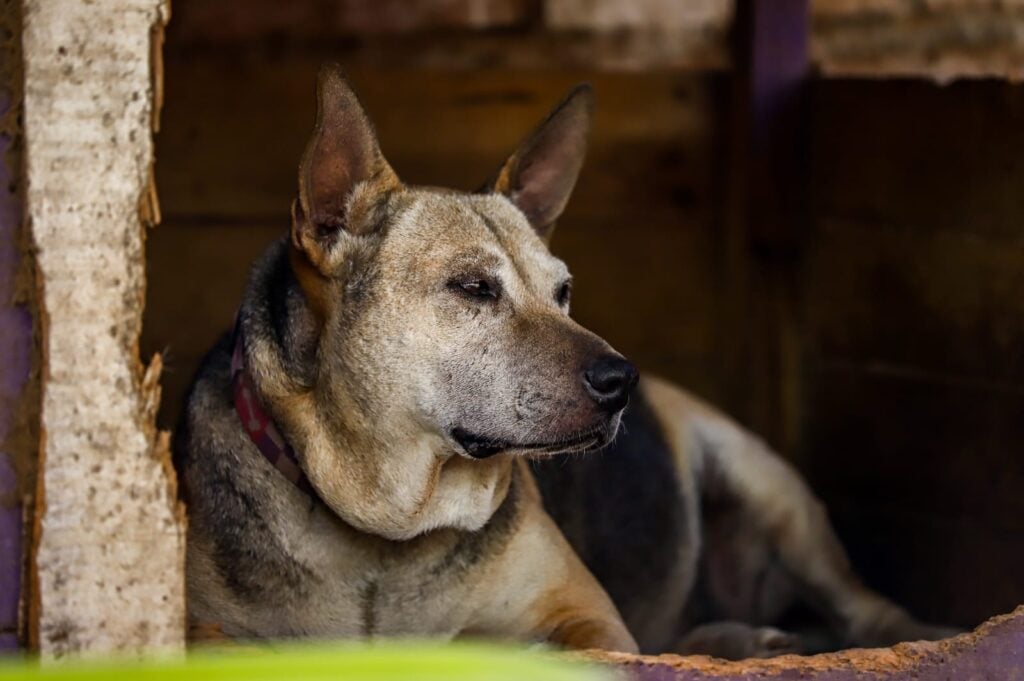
(231, 326, 315, 496)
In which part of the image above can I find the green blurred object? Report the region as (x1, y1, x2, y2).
(0, 641, 619, 681)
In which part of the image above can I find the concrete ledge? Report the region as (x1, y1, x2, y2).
(581, 606, 1024, 680)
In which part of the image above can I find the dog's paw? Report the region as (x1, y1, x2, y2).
(750, 626, 802, 658)
(675, 622, 802, 660)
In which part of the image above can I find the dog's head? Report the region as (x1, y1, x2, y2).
(288, 65, 637, 463)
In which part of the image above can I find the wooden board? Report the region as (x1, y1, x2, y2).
(801, 77, 1024, 628)
(22, 0, 185, 656)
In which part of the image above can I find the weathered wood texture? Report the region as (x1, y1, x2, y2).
(812, 0, 1024, 81)
(546, 0, 730, 30)
(22, 0, 184, 656)
(144, 47, 730, 430)
(171, 0, 538, 37)
(800, 78, 1024, 628)
(163, 0, 731, 72)
(719, 0, 809, 454)
(159, 0, 1024, 79)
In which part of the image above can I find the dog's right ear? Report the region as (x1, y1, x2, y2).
(294, 64, 398, 271)
(486, 84, 593, 242)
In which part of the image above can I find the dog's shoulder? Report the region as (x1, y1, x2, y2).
(174, 325, 323, 619)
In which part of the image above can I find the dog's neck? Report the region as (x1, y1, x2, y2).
(235, 240, 514, 541)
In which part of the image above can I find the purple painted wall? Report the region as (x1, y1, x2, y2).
(0, 80, 30, 651)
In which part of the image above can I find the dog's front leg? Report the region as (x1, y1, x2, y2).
(536, 599, 638, 653)
(466, 472, 638, 653)
(518, 539, 638, 653)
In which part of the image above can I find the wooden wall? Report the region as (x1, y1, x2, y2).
(143, 0, 1024, 634)
(800, 79, 1024, 628)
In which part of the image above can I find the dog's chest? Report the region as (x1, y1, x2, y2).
(245, 475, 522, 640)
(303, 556, 481, 639)
(530, 389, 699, 651)
(218, 514, 476, 639)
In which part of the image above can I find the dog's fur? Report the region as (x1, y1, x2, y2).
(176, 66, 953, 657)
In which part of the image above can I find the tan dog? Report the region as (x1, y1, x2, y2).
(175, 65, 953, 658)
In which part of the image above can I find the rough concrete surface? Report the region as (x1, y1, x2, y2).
(583, 606, 1024, 679)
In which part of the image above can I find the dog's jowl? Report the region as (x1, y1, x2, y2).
(176, 64, 954, 657)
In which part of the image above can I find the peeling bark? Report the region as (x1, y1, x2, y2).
(21, 0, 184, 657)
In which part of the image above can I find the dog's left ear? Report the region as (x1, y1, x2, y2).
(488, 84, 593, 241)
(294, 64, 399, 271)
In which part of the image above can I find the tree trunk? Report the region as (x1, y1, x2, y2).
(21, 0, 184, 657)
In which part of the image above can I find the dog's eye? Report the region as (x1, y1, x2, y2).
(556, 281, 572, 307)
(449, 278, 500, 301)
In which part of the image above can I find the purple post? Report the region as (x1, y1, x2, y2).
(744, 0, 810, 248)
(0, 80, 31, 650)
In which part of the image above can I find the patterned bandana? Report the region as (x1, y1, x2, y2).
(231, 326, 315, 496)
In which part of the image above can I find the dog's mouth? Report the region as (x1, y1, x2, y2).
(450, 424, 613, 460)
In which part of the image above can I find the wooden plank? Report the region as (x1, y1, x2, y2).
(162, 0, 728, 72)
(142, 221, 282, 429)
(545, 0, 732, 32)
(801, 69, 1024, 638)
(801, 365, 1024, 627)
(802, 365, 1024, 526)
(22, 0, 185, 656)
(811, 79, 1024, 242)
(155, 59, 718, 220)
(169, 0, 537, 39)
(827, 504, 1024, 630)
(805, 218, 1024, 383)
(812, 0, 1024, 81)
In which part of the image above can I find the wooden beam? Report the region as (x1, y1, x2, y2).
(720, 0, 809, 454)
(21, 0, 185, 657)
(813, 0, 1024, 82)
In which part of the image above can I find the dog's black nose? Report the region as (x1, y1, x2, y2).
(583, 356, 639, 412)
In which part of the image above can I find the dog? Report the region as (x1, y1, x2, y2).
(175, 64, 954, 658)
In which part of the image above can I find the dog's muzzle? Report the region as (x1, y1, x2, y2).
(583, 355, 638, 413)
